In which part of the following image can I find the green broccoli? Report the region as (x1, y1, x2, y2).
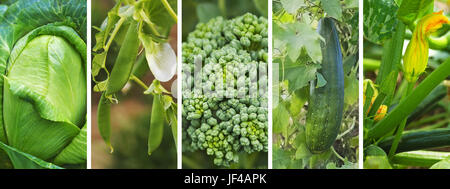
(182, 13, 268, 167)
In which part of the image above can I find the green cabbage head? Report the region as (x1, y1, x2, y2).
(0, 0, 86, 169)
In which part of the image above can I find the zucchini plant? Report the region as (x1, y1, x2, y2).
(0, 0, 87, 169)
(91, 0, 178, 165)
(272, 0, 359, 169)
(363, 0, 450, 169)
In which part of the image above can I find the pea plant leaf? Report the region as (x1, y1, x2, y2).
(274, 22, 323, 63)
(92, 2, 121, 52)
(363, 0, 399, 44)
(92, 51, 107, 77)
(320, 0, 342, 21)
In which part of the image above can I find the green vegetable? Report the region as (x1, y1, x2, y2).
(367, 58, 450, 141)
(93, 0, 178, 159)
(430, 158, 450, 169)
(105, 20, 140, 99)
(392, 151, 449, 168)
(148, 94, 165, 155)
(378, 128, 450, 153)
(406, 84, 447, 124)
(305, 17, 344, 154)
(182, 13, 268, 167)
(389, 84, 447, 124)
(0, 0, 86, 169)
(97, 93, 113, 152)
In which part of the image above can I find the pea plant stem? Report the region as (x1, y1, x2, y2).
(388, 81, 414, 159)
(105, 17, 126, 51)
(161, 0, 177, 22)
(130, 75, 149, 90)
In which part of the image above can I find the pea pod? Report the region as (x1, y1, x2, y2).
(97, 93, 113, 152)
(148, 94, 165, 155)
(105, 20, 140, 98)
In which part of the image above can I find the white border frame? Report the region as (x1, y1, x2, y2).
(87, 0, 92, 169)
(87, 0, 366, 170)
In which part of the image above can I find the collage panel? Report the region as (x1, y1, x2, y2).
(0, 0, 449, 172)
(181, 0, 269, 169)
(272, 0, 360, 169)
(0, 0, 87, 169)
(363, 0, 450, 169)
(91, 0, 178, 169)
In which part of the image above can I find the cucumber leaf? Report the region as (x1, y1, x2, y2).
(320, 0, 342, 21)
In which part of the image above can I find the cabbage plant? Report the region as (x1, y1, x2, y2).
(0, 0, 87, 169)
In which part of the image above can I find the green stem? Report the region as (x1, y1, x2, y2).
(428, 32, 450, 51)
(336, 117, 356, 140)
(130, 75, 149, 90)
(367, 58, 450, 140)
(331, 147, 349, 163)
(104, 17, 126, 51)
(161, 0, 177, 22)
(363, 58, 381, 71)
(388, 81, 414, 159)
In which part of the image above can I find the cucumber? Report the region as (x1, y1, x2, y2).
(378, 128, 450, 153)
(305, 17, 344, 154)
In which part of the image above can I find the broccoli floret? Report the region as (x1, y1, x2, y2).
(182, 13, 268, 167)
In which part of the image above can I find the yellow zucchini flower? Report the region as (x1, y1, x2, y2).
(403, 11, 449, 83)
(374, 105, 388, 122)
